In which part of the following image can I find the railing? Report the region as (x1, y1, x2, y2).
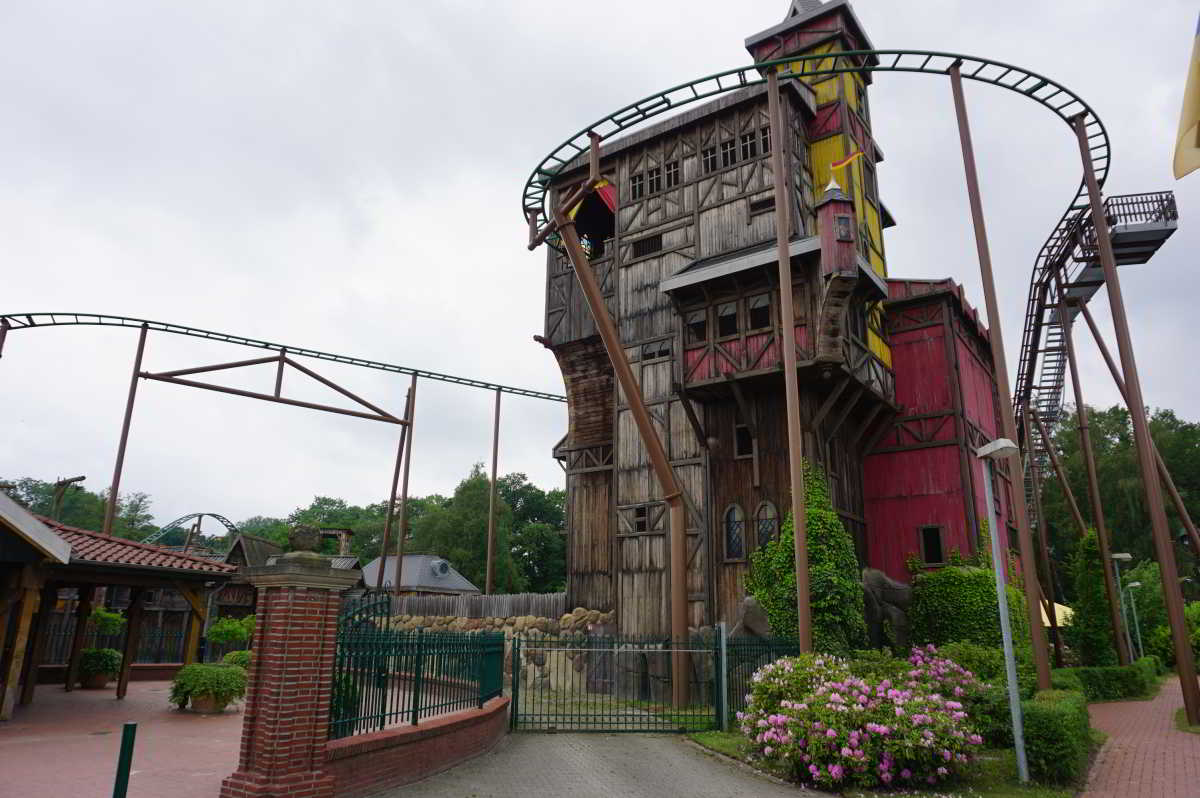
(42, 618, 248, 665)
(1104, 191, 1178, 226)
(724, 636, 802, 717)
(329, 597, 505, 740)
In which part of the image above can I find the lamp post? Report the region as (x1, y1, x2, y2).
(976, 437, 1028, 783)
(1112, 553, 1134, 662)
(1124, 581, 1144, 660)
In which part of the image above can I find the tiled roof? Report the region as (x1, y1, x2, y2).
(37, 517, 237, 575)
(224, 534, 285, 567)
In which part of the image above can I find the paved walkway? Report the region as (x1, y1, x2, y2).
(386, 733, 798, 798)
(1083, 676, 1200, 798)
(0, 681, 241, 798)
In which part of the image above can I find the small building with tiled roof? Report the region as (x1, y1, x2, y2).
(0, 507, 234, 720)
(360, 554, 480, 596)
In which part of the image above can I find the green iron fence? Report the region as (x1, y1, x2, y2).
(329, 595, 505, 741)
(510, 630, 800, 733)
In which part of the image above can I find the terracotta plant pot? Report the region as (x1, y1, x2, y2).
(189, 694, 230, 714)
(81, 673, 112, 689)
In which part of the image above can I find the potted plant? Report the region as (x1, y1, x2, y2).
(170, 663, 247, 713)
(78, 648, 123, 689)
(222, 649, 251, 668)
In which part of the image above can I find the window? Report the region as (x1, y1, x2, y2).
(920, 525, 945, 565)
(755, 502, 779, 547)
(641, 339, 671, 360)
(740, 132, 758, 160)
(835, 214, 853, 242)
(747, 293, 771, 330)
(864, 162, 877, 205)
(685, 310, 708, 344)
(634, 505, 649, 533)
(748, 197, 775, 215)
(665, 160, 680, 188)
(702, 147, 718, 173)
(631, 233, 663, 258)
(647, 167, 662, 194)
(720, 140, 737, 168)
(760, 126, 771, 154)
(724, 504, 746, 560)
(717, 301, 738, 337)
(856, 83, 870, 124)
(630, 173, 644, 200)
(734, 423, 754, 459)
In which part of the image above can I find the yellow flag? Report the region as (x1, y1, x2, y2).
(1174, 13, 1200, 179)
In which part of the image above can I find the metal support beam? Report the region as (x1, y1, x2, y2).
(1077, 302, 1200, 556)
(377, 384, 413, 591)
(1055, 274, 1130, 664)
(950, 62, 1052, 690)
(0, 317, 9, 358)
(392, 375, 419, 597)
(1071, 114, 1200, 723)
(768, 67, 812, 650)
(104, 324, 148, 536)
(486, 388, 501, 595)
(553, 204, 690, 707)
(1023, 409, 1064, 667)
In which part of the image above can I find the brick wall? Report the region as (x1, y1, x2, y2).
(326, 697, 510, 798)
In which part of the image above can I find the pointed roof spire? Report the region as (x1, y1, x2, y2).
(787, 0, 825, 19)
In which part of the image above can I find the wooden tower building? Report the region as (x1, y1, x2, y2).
(540, 0, 1012, 635)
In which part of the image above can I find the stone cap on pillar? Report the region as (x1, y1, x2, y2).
(244, 525, 363, 591)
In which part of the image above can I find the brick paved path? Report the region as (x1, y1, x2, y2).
(1083, 676, 1200, 798)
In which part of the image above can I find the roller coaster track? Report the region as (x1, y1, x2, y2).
(142, 512, 239, 544)
(0, 312, 566, 403)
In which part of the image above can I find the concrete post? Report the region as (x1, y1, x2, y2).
(220, 540, 362, 798)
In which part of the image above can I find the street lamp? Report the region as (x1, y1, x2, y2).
(1112, 553, 1134, 661)
(1124, 581, 1144, 660)
(976, 437, 1028, 783)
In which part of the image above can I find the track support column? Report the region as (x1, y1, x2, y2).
(486, 388, 501, 594)
(392, 375, 418, 598)
(103, 324, 149, 536)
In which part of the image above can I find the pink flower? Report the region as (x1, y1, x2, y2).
(900, 769, 912, 780)
(937, 766, 949, 777)
(881, 772, 893, 784)
(826, 728, 837, 738)
(828, 764, 844, 781)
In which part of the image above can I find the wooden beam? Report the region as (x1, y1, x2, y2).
(116, 588, 146, 699)
(1, 587, 38, 720)
(811, 376, 851, 430)
(19, 583, 59, 706)
(673, 382, 708, 448)
(824, 385, 863, 441)
(725, 375, 757, 437)
(848, 402, 885, 450)
(64, 587, 97, 692)
(181, 586, 206, 666)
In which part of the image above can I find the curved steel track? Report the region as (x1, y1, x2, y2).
(521, 49, 1111, 422)
(143, 511, 240, 544)
(0, 312, 566, 403)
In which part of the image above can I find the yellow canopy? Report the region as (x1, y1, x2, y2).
(1041, 602, 1074, 627)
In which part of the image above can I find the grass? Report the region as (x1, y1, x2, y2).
(686, 732, 1092, 798)
(1174, 707, 1200, 735)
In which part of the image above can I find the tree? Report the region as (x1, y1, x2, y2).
(511, 521, 566, 593)
(409, 464, 525, 592)
(1063, 531, 1118, 666)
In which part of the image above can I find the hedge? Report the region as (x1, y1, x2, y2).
(1063, 532, 1118, 666)
(1051, 656, 1161, 701)
(910, 566, 1029, 649)
(1022, 689, 1091, 785)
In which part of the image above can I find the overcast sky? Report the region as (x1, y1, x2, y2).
(2, 0, 1196, 535)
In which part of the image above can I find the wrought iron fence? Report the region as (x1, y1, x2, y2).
(329, 596, 505, 740)
(723, 636, 801, 717)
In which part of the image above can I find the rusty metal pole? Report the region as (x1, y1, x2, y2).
(377, 385, 412, 591)
(767, 66, 812, 651)
(553, 205, 689, 708)
(103, 324, 149, 536)
(1023, 407, 1064, 667)
(485, 388, 501, 595)
(949, 63, 1051, 689)
(1056, 278, 1131, 664)
(0, 318, 9, 358)
(1078, 302, 1200, 556)
(1029, 409, 1089, 539)
(1071, 115, 1200, 723)
(391, 374, 418, 598)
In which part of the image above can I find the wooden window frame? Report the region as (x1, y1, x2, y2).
(715, 300, 740, 340)
(734, 422, 754, 460)
(634, 505, 649, 533)
(760, 126, 771, 155)
(685, 309, 708, 345)
(745, 292, 772, 331)
(702, 147, 718, 173)
(720, 139, 737, 168)
(630, 172, 645, 200)
(647, 166, 662, 195)
(631, 233, 663, 259)
(723, 503, 747, 562)
(665, 160, 680, 188)
(920, 524, 946, 566)
(740, 132, 758, 161)
(754, 501, 779, 548)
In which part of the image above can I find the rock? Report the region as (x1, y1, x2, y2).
(729, 596, 771, 638)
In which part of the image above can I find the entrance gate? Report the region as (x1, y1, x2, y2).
(509, 632, 799, 733)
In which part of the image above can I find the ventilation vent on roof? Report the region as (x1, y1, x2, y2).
(430, 559, 451, 578)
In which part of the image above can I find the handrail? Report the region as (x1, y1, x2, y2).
(0, 312, 566, 403)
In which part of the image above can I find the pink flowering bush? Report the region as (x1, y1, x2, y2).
(738, 648, 984, 789)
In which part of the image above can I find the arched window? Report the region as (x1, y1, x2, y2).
(755, 502, 779, 548)
(724, 504, 745, 560)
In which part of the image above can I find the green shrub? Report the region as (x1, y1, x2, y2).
(222, 650, 252, 668)
(746, 461, 867, 655)
(910, 566, 1029, 649)
(743, 653, 853, 717)
(1062, 532, 1118, 666)
(170, 663, 247, 709)
(89, 607, 126, 635)
(846, 649, 909, 682)
(939, 641, 1036, 698)
(79, 648, 122, 678)
(1052, 657, 1158, 701)
(206, 616, 252, 645)
(1021, 689, 1091, 785)
(1145, 602, 1200, 667)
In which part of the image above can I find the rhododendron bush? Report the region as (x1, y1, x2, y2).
(738, 646, 985, 789)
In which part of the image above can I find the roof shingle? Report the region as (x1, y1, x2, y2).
(38, 517, 237, 575)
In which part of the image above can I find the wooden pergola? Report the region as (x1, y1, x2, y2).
(1, 498, 234, 719)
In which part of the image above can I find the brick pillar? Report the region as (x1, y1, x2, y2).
(220, 550, 361, 798)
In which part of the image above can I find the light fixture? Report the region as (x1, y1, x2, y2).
(975, 438, 1019, 460)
